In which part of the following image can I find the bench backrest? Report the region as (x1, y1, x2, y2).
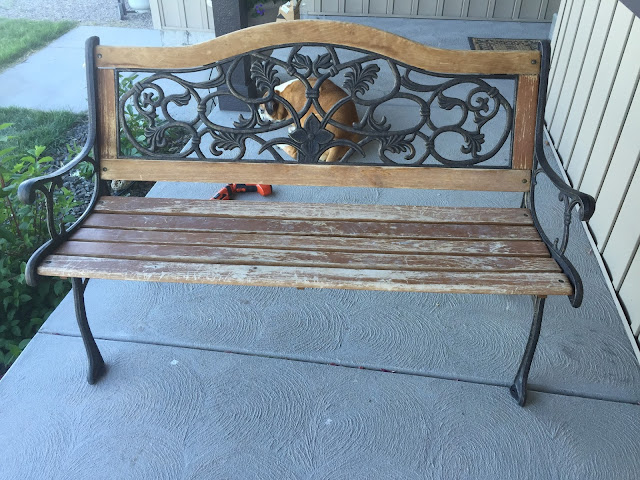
(91, 20, 541, 192)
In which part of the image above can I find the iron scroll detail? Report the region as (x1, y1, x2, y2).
(116, 43, 516, 166)
(527, 41, 596, 308)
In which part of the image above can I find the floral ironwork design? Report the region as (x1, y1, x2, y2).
(117, 44, 515, 166)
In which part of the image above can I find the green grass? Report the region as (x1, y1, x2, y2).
(0, 17, 77, 69)
(0, 107, 86, 156)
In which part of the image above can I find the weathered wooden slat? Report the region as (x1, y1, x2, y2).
(37, 256, 573, 296)
(99, 160, 532, 192)
(95, 20, 540, 74)
(55, 241, 560, 273)
(82, 213, 542, 240)
(96, 69, 117, 161)
(69, 228, 551, 257)
(94, 196, 534, 225)
(512, 74, 539, 170)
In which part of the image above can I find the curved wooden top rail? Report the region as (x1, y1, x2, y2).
(95, 20, 540, 75)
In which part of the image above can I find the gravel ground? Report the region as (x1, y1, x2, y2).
(0, 0, 152, 28)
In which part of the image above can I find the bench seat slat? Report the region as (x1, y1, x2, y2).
(70, 229, 551, 257)
(38, 256, 572, 296)
(94, 197, 534, 226)
(55, 241, 560, 273)
(83, 213, 541, 241)
(39, 197, 570, 296)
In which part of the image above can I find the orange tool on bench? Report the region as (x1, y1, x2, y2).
(211, 183, 272, 200)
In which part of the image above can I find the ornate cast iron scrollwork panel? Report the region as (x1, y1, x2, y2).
(116, 43, 516, 167)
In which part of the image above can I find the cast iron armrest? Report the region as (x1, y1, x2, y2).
(17, 36, 104, 287)
(17, 141, 103, 287)
(528, 41, 596, 308)
(532, 148, 595, 222)
(17, 147, 100, 239)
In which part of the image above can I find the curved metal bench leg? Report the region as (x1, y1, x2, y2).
(510, 295, 545, 407)
(72, 278, 105, 384)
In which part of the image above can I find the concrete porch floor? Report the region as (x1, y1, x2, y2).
(1, 16, 640, 479)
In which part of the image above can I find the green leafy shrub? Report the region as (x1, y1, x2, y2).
(118, 73, 196, 157)
(0, 123, 78, 372)
(67, 140, 94, 180)
(118, 74, 145, 157)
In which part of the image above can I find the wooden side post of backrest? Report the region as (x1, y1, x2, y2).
(512, 74, 540, 171)
(96, 68, 118, 164)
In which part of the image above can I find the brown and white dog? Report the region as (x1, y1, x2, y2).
(258, 78, 360, 162)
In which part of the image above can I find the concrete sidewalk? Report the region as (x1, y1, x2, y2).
(0, 25, 214, 112)
(1, 17, 639, 479)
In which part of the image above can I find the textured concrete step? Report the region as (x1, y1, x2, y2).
(1, 333, 639, 479)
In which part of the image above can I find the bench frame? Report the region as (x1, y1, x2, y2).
(19, 21, 595, 407)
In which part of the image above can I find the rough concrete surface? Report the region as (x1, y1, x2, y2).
(1, 334, 639, 480)
(1, 15, 640, 480)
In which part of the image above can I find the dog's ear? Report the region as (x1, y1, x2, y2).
(265, 99, 276, 115)
(274, 101, 288, 120)
(266, 99, 288, 120)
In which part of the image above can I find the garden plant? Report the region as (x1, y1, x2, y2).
(0, 123, 79, 373)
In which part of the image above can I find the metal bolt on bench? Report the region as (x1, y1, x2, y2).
(18, 21, 595, 407)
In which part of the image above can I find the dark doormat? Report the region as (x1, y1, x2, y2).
(469, 38, 541, 50)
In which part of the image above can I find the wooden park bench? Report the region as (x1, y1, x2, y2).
(19, 21, 595, 406)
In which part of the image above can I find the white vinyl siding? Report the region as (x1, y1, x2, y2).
(151, 0, 216, 31)
(546, 0, 640, 344)
(311, 0, 557, 19)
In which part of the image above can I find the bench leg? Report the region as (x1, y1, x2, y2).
(510, 295, 545, 407)
(71, 278, 106, 384)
